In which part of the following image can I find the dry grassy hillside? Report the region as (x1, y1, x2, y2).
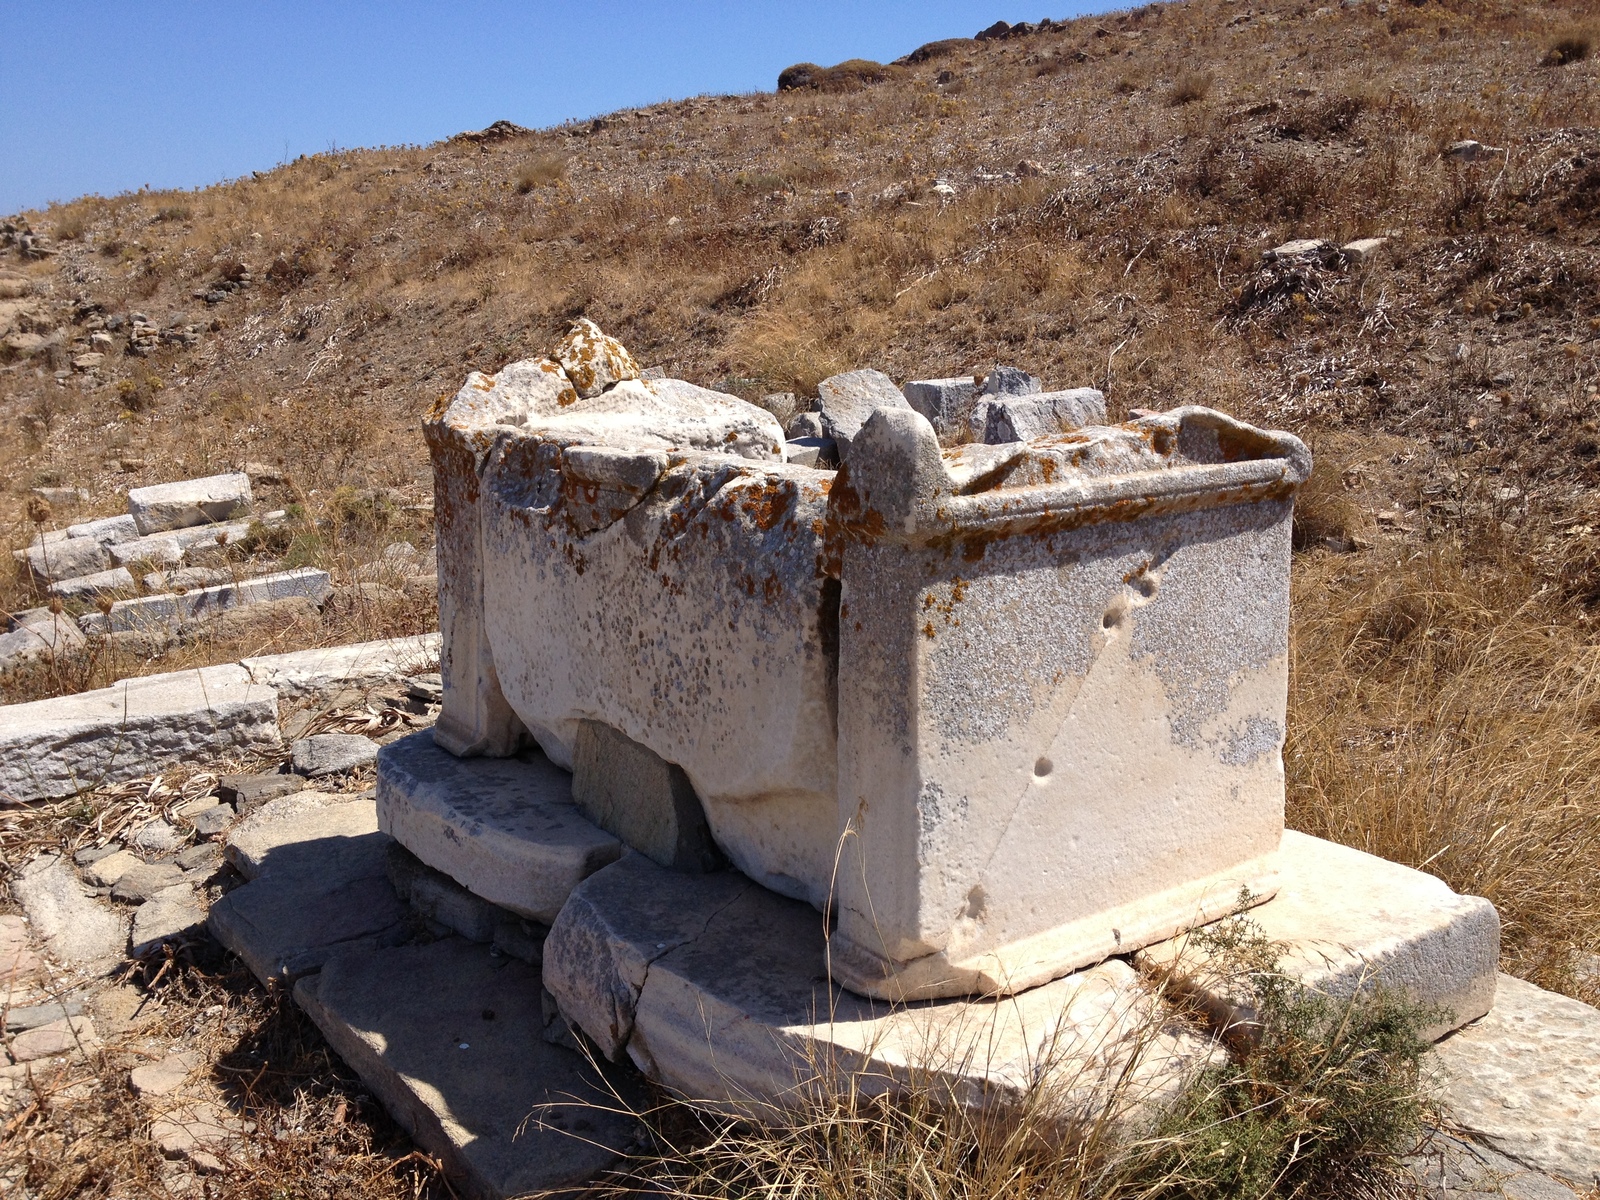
(4, 0, 1599, 1010)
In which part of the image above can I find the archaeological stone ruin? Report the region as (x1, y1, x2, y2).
(8, 319, 1596, 1199)
(346, 319, 1510, 1168)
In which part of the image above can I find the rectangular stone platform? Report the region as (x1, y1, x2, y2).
(375, 731, 621, 923)
(1136, 830, 1500, 1042)
(297, 938, 643, 1200)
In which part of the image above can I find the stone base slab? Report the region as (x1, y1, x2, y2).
(297, 938, 643, 1200)
(1136, 831, 1499, 1043)
(547, 854, 1220, 1126)
(209, 791, 408, 982)
(376, 731, 620, 923)
(1432, 974, 1600, 1187)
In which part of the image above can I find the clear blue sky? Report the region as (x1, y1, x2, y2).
(3, 2, 1112, 216)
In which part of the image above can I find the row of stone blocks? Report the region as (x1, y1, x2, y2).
(201, 728, 1600, 1199)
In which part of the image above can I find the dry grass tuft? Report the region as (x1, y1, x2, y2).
(1166, 71, 1213, 107)
(515, 152, 568, 193)
(1545, 29, 1593, 66)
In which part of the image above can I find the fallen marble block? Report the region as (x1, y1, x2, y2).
(23, 534, 110, 583)
(106, 521, 254, 569)
(297, 938, 643, 1199)
(0, 665, 280, 804)
(1137, 830, 1499, 1043)
(1433, 974, 1600, 1186)
(47, 566, 135, 600)
(80, 567, 331, 634)
(816, 368, 909, 459)
(66, 513, 140, 544)
(546, 854, 1220, 1125)
(241, 632, 442, 702)
(902, 375, 978, 440)
(0, 608, 85, 672)
(209, 790, 408, 982)
(975, 387, 1107, 443)
(128, 472, 252, 534)
(377, 730, 620, 922)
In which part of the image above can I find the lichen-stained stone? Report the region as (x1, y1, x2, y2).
(554, 317, 641, 399)
(479, 446, 839, 908)
(424, 350, 781, 759)
(127, 472, 252, 534)
(376, 730, 620, 922)
(1137, 831, 1499, 1043)
(977, 387, 1107, 444)
(827, 406, 1311, 1000)
(0, 665, 280, 804)
(1433, 974, 1600, 1184)
(816, 368, 909, 459)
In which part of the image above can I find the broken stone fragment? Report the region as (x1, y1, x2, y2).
(129, 1049, 200, 1098)
(553, 317, 641, 399)
(23, 534, 110, 583)
(290, 733, 378, 777)
(81, 848, 140, 888)
(815, 368, 910, 459)
(130, 883, 207, 957)
(975, 387, 1107, 444)
(1341, 236, 1387, 263)
(217, 772, 305, 812)
(66, 513, 140, 544)
(980, 364, 1041, 396)
(902, 375, 979, 440)
(9, 1015, 98, 1063)
(47, 566, 135, 600)
(111, 861, 185, 903)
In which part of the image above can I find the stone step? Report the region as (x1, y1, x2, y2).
(80, 567, 332, 634)
(296, 937, 644, 1200)
(208, 790, 409, 982)
(0, 664, 280, 804)
(375, 730, 620, 923)
(543, 853, 1219, 1124)
(1432, 974, 1600, 1186)
(241, 632, 441, 702)
(1135, 830, 1500, 1042)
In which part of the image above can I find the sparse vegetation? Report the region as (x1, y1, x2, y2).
(515, 151, 568, 192)
(596, 917, 1435, 1200)
(1166, 70, 1213, 106)
(1545, 29, 1593, 65)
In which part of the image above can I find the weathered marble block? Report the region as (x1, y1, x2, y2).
(423, 344, 1311, 1001)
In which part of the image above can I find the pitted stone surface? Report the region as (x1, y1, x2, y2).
(127, 472, 251, 534)
(376, 731, 620, 923)
(1432, 974, 1600, 1185)
(291, 733, 378, 777)
(1138, 831, 1499, 1043)
(296, 938, 644, 1200)
(0, 664, 279, 804)
(210, 791, 407, 982)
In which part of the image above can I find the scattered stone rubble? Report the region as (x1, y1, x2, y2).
(3, 323, 1596, 1197)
